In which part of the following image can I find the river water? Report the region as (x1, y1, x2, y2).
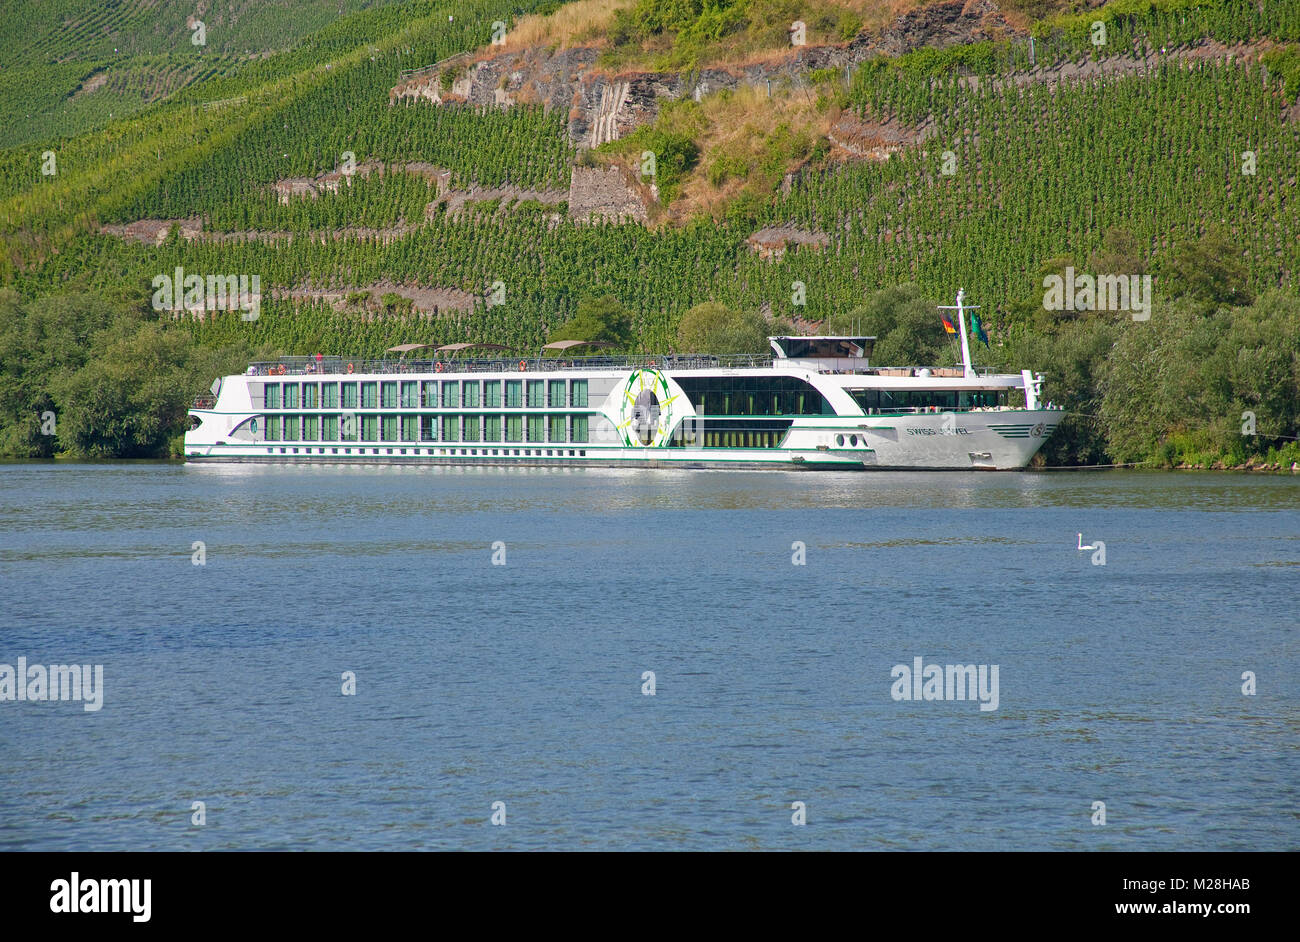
(0, 463, 1296, 850)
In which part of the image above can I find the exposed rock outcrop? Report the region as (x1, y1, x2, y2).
(99, 218, 203, 245)
(274, 281, 479, 315)
(390, 0, 1024, 147)
(746, 226, 831, 261)
(568, 165, 650, 223)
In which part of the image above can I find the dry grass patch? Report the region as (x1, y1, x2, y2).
(672, 83, 834, 221)
(500, 0, 636, 52)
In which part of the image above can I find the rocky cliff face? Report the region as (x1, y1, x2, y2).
(391, 0, 1023, 147)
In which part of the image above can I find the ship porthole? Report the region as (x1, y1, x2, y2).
(835, 434, 844, 447)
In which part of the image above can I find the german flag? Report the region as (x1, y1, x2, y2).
(941, 316, 957, 335)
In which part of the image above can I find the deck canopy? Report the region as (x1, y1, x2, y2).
(769, 336, 875, 359)
(386, 343, 433, 353)
(436, 342, 510, 354)
(542, 340, 616, 352)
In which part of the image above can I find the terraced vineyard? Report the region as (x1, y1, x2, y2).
(0, 0, 406, 147)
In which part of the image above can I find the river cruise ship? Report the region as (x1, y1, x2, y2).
(186, 294, 1063, 470)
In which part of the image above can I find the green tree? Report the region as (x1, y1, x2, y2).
(1164, 225, 1253, 307)
(0, 289, 120, 457)
(675, 301, 768, 353)
(549, 295, 636, 351)
(1088, 227, 1147, 277)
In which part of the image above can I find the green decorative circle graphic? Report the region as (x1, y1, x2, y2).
(617, 369, 676, 447)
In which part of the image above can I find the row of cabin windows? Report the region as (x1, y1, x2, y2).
(262, 379, 588, 411)
(848, 389, 1010, 412)
(260, 414, 589, 444)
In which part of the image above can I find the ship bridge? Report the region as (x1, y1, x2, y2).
(769, 336, 875, 372)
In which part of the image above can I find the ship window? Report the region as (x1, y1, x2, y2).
(361, 415, 378, 441)
(571, 379, 588, 408)
(301, 415, 319, 441)
(303, 383, 318, 409)
(322, 415, 338, 440)
(527, 416, 545, 442)
(669, 417, 793, 448)
(322, 383, 338, 408)
(442, 382, 459, 408)
(442, 415, 460, 442)
(673, 376, 833, 416)
(571, 415, 588, 443)
(400, 381, 418, 408)
(505, 380, 522, 408)
(421, 381, 438, 407)
(483, 416, 501, 442)
(527, 380, 545, 408)
(264, 383, 281, 409)
(851, 389, 966, 412)
(836, 435, 844, 446)
(548, 380, 566, 408)
(361, 382, 377, 409)
(549, 416, 566, 442)
(266, 416, 281, 440)
(283, 384, 299, 409)
(463, 382, 481, 407)
(505, 415, 523, 442)
(283, 415, 300, 441)
(381, 415, 398, 442)
(484, 380, 502, 407)
(402, 415, 418, 442)
(463, 416, 481, 442)
(342, 383, 358, 409)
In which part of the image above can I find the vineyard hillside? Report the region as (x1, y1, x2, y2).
(2, 0, 1299, 467)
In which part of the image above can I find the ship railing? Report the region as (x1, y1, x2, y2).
(192, 394, 217, 408)
(241, 356, 1007, 377)
(245, 354, 776, 376)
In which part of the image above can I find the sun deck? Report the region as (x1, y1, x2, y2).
(241, 354, 1004, 378)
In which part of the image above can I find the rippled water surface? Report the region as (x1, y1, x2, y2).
(1, 463, 1296, 850)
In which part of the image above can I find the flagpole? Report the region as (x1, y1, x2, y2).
(939, 289, 978, 378)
